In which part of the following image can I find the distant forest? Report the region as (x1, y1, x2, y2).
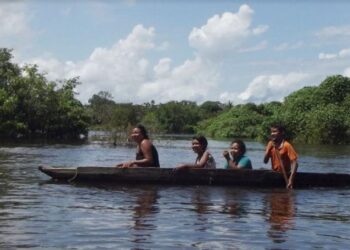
(1, 48, 349, 144)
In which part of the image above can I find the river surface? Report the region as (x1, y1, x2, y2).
(0, 135, 350, 249)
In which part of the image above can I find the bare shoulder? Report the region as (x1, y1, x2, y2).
(140, 139, 153, 149)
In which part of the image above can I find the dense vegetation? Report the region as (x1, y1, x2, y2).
(0, 48, 90, 139)
(87, 77, 350, 144)
(1, 48, 349, 144)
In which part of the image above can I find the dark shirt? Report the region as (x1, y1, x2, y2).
(136, 144, 160, 167)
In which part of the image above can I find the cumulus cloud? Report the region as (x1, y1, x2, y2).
(220, 72, 310, 104)
(0, 2, 28, 37)
(153, 58, 172, 78)
(17, 4, 303, 105)
(188, 4, 268, 55)
(23, 24, 220, 104)
(319, 48, 350, 60)
(344, 67, 350, 77)
(138, 56, 220, 103)
(0, 2, 31, 43)
(23, 25, 156, 103)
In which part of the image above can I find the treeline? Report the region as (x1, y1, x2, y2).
(0, 48, 90, 139)
(87, 76, 350, 144)
(87, 93, 229, 135)
(1, 48, 350, 143)
(197, 75, 350, 144)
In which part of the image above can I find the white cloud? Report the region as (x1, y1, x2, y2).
(344, 67, 350, 77)
(153, 58, 172, 78)
(220, 72, 310, 104)
(21, 24, 220, 104)
(339, 48, 350, 58)
(315, 25, 350, 38)
(24, 56, 73, 81)
(274, 41, 304, 51)
(138, 56, 220, 103)
(157, 41, 170, 51)
(0, 2, 31, 41)
(239, 40, 268, 53)
(22, 25, 156, 103)
(188, 4, 268, 55)
(319, 48, 350, 60)
(318, 53, 337, 60)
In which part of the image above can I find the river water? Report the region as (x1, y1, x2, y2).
(0, 135, 350, 249)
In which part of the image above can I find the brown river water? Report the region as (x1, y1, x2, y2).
(0, 135, 350, 249)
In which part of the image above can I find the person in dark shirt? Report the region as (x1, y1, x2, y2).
(116, 124, 160, 168)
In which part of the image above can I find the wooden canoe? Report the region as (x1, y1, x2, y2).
(38, 166, 350, 188)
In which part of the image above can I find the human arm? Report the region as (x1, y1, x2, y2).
(263, 141, 274, 164)
(116, 161, 137, 168)
(117, 139, 155, 168)
(176, 151, 211, 170)
(223, 150, 239, 169)
(287, 160, 298, 189)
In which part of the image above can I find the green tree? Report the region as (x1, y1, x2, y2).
(88, 91, 116, 126)
(155, 101, 200, 133)
(304, 104, 348, 144)
(197, 103, 265, 138)
(0, 48, 89, 139)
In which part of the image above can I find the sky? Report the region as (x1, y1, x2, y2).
(1, 0, 350, 105)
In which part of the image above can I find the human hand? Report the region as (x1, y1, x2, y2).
(222, 150, 230, 160)
(173, 164, 188, 171)
(115, 163, 123, 168)
(266, 140, 275, 152)
(116, 161, 136, 168)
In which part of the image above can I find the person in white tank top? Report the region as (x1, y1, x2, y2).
(175, 135, 216, 170)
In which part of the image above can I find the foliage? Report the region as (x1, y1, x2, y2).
(153, 101, 200, 133)
(196, 103, 265, 139)
(88, 91, 116, 126)
(0, 48, 89, 139)
(196, 75, 350, 144)
(2, 48, 350, 144)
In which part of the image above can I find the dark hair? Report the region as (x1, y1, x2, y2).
(231, 139, 246, 155)
(271, 124, 286, 134)
(192, 135, 208, 150)
(136, 124, 149, 139)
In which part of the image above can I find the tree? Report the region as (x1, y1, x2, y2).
(155, 101, 200, 133)
(88, 91, 116, 126)
(0, 48, 90, 139)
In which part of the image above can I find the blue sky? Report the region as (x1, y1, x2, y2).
(1, 1, 350, 104)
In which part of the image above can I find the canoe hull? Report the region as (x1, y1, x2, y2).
(38, 166, 350, 188)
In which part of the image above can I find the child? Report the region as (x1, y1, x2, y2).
(223, 139, 252, 169)
(263, 125, 298, 189)
(176, 135, 216, 170)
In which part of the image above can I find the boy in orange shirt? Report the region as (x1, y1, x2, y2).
(264, 125, 298, 189)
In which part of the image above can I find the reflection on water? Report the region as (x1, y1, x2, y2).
(131, 186, 159, 245)
(264, 190, 295, 244)
(1, 138, 350, 249)
(191, 188, 212, 232)
(221, 189, 248, 218)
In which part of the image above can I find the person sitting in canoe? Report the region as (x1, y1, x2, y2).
(223, 139, 252, 169)
(116, 124, 160, 168)
(263, 124, 298, 189)
(175, 135, 216, 170)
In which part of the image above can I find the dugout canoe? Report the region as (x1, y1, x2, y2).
(38, 166, 350, 188)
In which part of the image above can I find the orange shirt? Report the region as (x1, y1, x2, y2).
(266, 140, 298, 172)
